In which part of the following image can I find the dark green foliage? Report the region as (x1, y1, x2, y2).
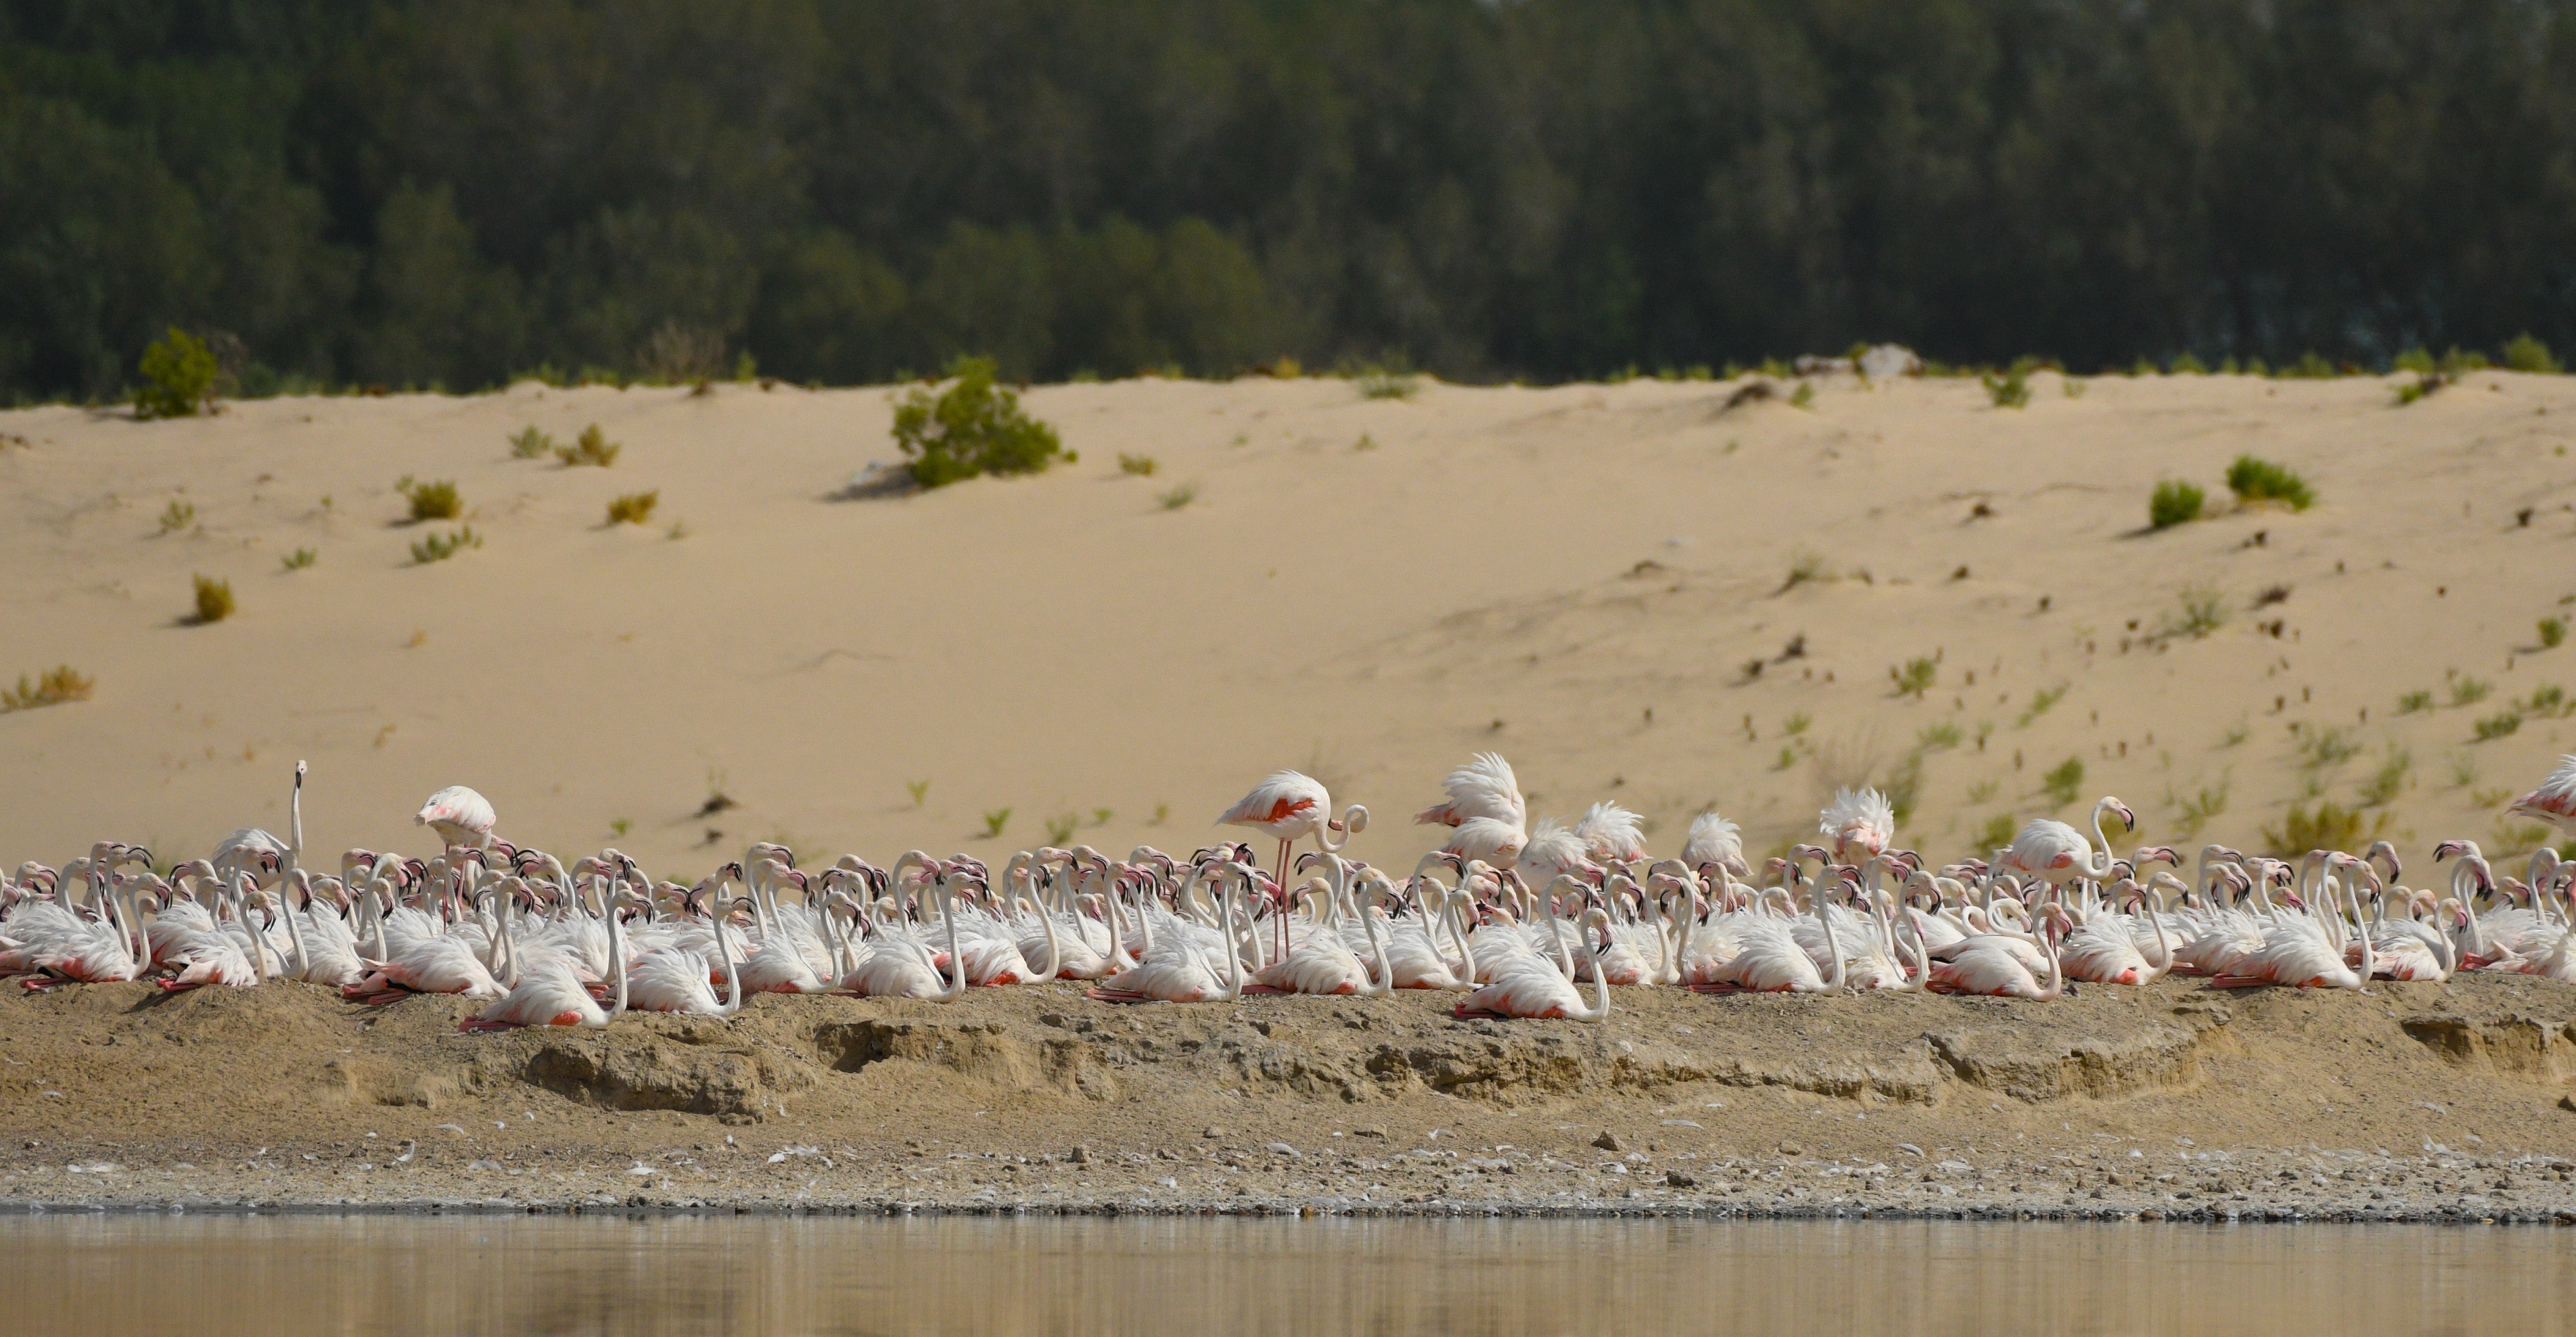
(16, 3, 2576, 397)
(2148, 479, 2205, 530)
(135, 328, 218, 418)
(892, 356, 1064, 488)
(2226, 456, 2316, 511)
(2504, 334, 2563, 373)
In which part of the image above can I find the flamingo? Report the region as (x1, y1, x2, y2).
(1681, 811, 1752, 882)
(1692, 867, 1845, 994)
(1575, 802, 1648, 866)
(1927, 909, 2070, 998)
(1218, 771, 1366, 957)
(1086, 864, 1250, 1003)
(831, 859, 971, 1000)
(417, 785, 499, 851)
(626, 901, 744, 1016)
(1453, 906, 1613, 1021)
(2210, 858, 2371, 990)
(1414, 753, 1525, 832)
(2507, 755, 2576, 837)
(1819, 788, 1895, 863)
(4, 842, 150, 988)
(463, 890, 631, 1029)
(1994, 796, 2135, 891)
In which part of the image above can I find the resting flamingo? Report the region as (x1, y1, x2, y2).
(463, 889, 630, 1029)
(1453, 906, 1613, 1021)
(1928, 908, 2071, 998)
(1086, 864, 1249, 1003)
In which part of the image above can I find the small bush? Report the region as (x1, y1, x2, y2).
(2226, 455, 2314, 510)
(2174, 782, 2228, 837)
(281, 547, 316, 571)
(1889, 656, 1937, 698)
(509, 426, 555, 459)
(2040, 757, 2085, 806)
(409, 526, 482, 564)
(1782, 711, 1812, 736)
(2263, 801, 2385, 859)
(892, 356, 1063, 487)
(906, 780, 930, 807)
(2299, 726, 2360, 769)
(982, 807, 1011, 839)
(2526, 684, 2567, 716)
(1916, 722, 1961, 750)
(2162, 584, 2228, 639)
(2019, 684, 2069, 726)
(135, 327, 218, 419)
(191, 574, 234, 624)
(1356, 365, 1420, 400)
(2504, 334, 2563, 374)
(1118, 453, 1159, 477)
(2394, 373, 2451, 406)
(1044, 814, 1080, 845)
(2474, 711, 2523, 741)
(605, 490, 660, 525)
(2148, 479, 2205, 530)
(1983, 366, 2030, 408)
(1780, 549, 1831, 591)
(0, 665, 95, 712)
(1789, 381, 1816, 409)
(2359, 747, 2410, 806)
(2396, 689, 2434, 713)
(398, 477, 462, 521)
(1976, 813, 2018, 851)
(2542, 617, 2567, 649)
(158, 499, 195, 534)
(1157, 484, 1199, 510)
(557, 425, 620, 467)
(2277, 352, 2337, 379)
(2169, 352, 2208, 375)
(2450, 675, 2492, 707)
(2395, 348, 2436, 375)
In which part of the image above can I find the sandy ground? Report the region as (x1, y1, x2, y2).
(3, 972, 2576, 1222)
(5, 370, 2576, 1219)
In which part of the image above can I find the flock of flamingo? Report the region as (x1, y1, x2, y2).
(3, 752, 2574, 1027)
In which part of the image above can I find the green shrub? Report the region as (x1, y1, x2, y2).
(1118, 452, 1159, 476)
(892, 356, 1064, 487)
(2503, 334, 2562, 374)
(2542, 617, 2567, 649)
(557, 425, 620, 467)
(2225, 455, 2314, 510)
(2474, 710, 2522, 741)
(981, 807, 1011, 838)
(509, 426, 555, 459)
(135, 328, 219, 419)
(2394, 348, 2436, 374)
(410, 526, 482, 564)
(2148, 479, 2205, 530)
(2450, 675, 2492, 707)
(0, 665, 95, 712)
(1157, 483, 1198, 510)
(2394, 373, 2451, 405)
(1889, 656, 1937, 698)
(2040, 757, 2085, 806)
(157, 499, 196, 534)
(1916, 722, 1961, 750)
(2396, 689, 2433, 713)
(191, 574, 234, 624)
(2169, 351, 2207, 375)
(1976, 813, 2018, 850)
(2277, 352, 2337, 379)
(2263, 801, 2384, 859)
(2163, 584, 2228, 638)
(398, 477, 462, 521)
(1789, 381, 1816, 408)
(1356, 365, 1420, 400)
(1982, 366, 2029, 408)
(605, 490, 660, 525)
(280, 547, 316, 571)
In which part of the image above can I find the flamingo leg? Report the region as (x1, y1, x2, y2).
(1274, 837, 1293, 961)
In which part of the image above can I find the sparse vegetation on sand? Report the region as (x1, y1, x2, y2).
(280, 546, 316, 571)
(0, 665, 94, 712)
(1157, 483, 1197, 510)
(2542, 617, 2567, 649)
(397, 477, 462, 521)
(2504, 333, 2563, 374)
(981, 807, 1012, 838)
(1981, 362, 2031, 408)
(189, 574, 234, 624)
(557, 425, 620, 467)
(605, 490, 660, 525)
(1356, 363, 1419, 400)
(410, 526, 482, 564)
(892, 356, 1063, 488)
(157, 499, 195, 534)
(1889, 656, 1937, 698)
(2226, 454, 2314, 511)
(2263, 800, 2385, 860)
(2040, 757, 2084, 806)
(509, 426, 555, 459)
(2148, 479, 2205, 530)
(1118, 452, 1159, 476)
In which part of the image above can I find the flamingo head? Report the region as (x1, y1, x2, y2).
(2109, 799, 2137, 831)
(2433, 840, 2471, 862)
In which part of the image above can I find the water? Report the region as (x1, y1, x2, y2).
(0, 1213, 2566, 1336)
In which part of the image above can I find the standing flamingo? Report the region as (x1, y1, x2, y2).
(2507, 755, 2576, 837)
(1819, 788, 1895, 864)
(1218, 771, 1366, 958)
(1994, 797, 2135, 891)
(416, 785, 499, 851)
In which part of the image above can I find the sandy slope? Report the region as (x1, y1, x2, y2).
(3, 369, 2571, 873)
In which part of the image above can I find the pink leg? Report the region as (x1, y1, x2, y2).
(1274, 838, 1293, 962)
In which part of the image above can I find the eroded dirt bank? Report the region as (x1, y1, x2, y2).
(7, 977, 2576, 1223)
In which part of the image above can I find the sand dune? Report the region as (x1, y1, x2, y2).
(3, 369, 2573, 874)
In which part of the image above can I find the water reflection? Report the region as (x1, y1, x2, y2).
(0, 1213, 2564, 1336)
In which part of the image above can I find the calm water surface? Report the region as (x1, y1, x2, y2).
(0, 1213, 2566, 1336)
